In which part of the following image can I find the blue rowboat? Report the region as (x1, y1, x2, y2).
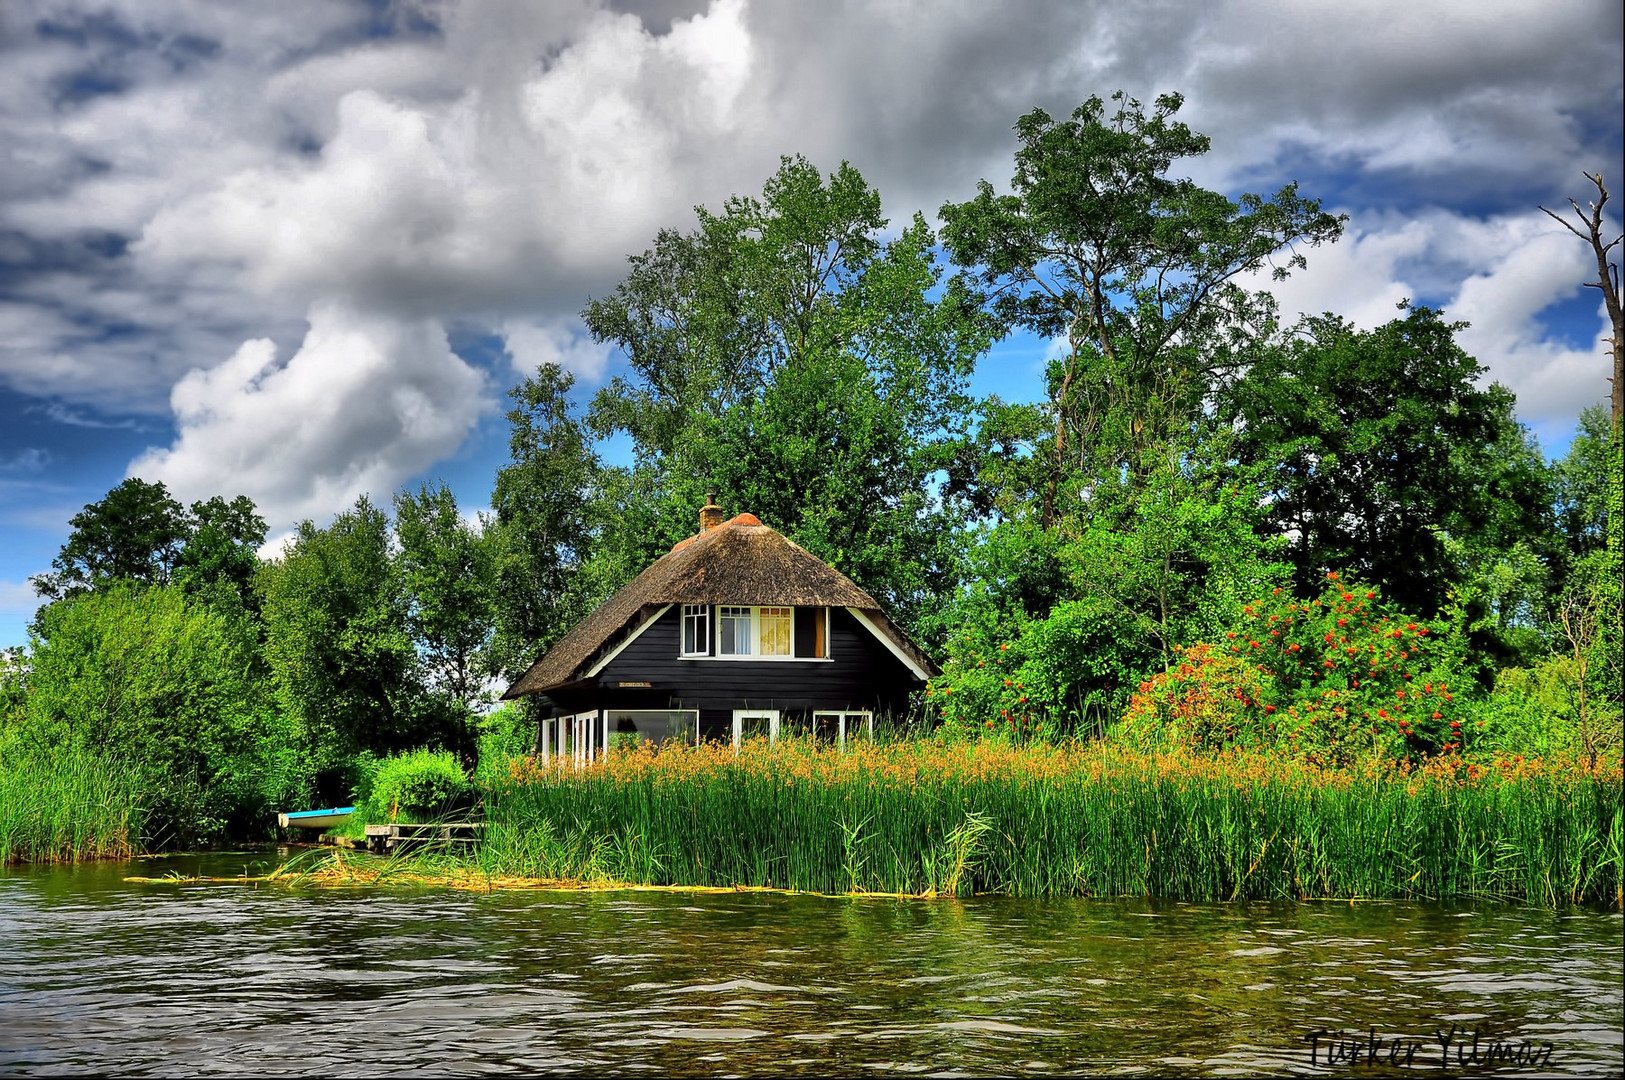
(277, 807, 356, 830)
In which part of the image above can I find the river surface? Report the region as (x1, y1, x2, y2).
(1, 849, 1620, 1076)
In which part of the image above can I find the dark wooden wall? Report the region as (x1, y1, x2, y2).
(570, 605, 918, 728)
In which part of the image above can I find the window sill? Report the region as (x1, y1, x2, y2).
(678, 655, 833, 662)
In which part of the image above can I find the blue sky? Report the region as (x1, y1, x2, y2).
(1, 0, 1621, 648)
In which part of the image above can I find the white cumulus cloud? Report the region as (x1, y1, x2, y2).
(1242, 207, 1615, 436)
(130, 302, 487, 528)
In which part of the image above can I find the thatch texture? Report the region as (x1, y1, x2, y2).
(503, 516, 936, 698)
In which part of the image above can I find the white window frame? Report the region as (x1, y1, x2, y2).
(681, 604, 709, 657)
(732, 708, 781, 748)
(718, 605, 753, 656)
(813, 710, 873, 751)
(757, 605, 792, 657)
(605, 709, 700, 748)
(572, 710, 600, 766)
(686, 605, 830, 662)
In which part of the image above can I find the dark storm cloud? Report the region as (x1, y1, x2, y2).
(0, 0, 1615, 528)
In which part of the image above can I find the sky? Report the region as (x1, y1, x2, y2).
(1, 0, 1621, 647)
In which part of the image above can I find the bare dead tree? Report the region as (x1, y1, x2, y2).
(1542, 172, 1624, 429)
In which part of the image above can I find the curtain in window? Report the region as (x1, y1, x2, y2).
(759, 606, 791, 656)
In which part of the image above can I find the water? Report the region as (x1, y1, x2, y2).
(2, 850, 1620, 1076)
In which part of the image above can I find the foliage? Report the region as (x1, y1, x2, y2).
(929, 597, 1154, 741)
(1554, 405, 1614, 566)
(362, 748, 470, 822)
(9, 583, 283, 843)
(484, 740, 1622, 904)
(582, 154, 995, 641)
(1222, 306, 1554, 632)
(394, 482, 497, 707)
(1119, 574, 1469, 763)
(487, 365, 603, 678)
(30, 480, 266, 606)
(931, 446, 1288, 733)
(473, 704, 532, 787)
(1466, 657, 1594, 762)
(176, 495, 269, 607)
(257, 496, 456, 783)
(939, 91, 1342, 521)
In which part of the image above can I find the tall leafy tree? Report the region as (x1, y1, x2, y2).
(175, 495, 267, 607)
(938, 92, 1344, 525)
(31, 479, 190, 600)
(394, 482, 496, 707)
(582, 155, 995, 637)
(31, 480, 267, 608)
(1556, 404, 1615, 568)
(1220, 306, 1554, 633)
(488, 366, 603, 679)
(257, 497, 435, 773)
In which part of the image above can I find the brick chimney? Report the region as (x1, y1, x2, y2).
(699, 490, 726, 532)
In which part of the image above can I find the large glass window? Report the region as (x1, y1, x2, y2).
(681, 604, 709, 656)
(607, 710, 699, 749)
(758, 606, 791, 656)
(719, 606, 752, 655)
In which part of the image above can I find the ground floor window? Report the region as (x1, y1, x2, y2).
(732, 708, 781, 747)
(538, 711, 603, 764)
(752, 710, 873, 749)
(813, 711, 872, 750)
(607, 709, 699, 749)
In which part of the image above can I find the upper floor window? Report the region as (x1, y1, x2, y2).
(681, 604, 708, 656)
(690, 605, 829, 660)
(718, 606, 752, 655)
(758, 606, 791, 656)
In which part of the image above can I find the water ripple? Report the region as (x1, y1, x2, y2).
(0, 853, 1620, 1076)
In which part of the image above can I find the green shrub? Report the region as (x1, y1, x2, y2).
(929, 597, 1158, 741)
(473, 704, 531, 787)
(14, 584, 286, 845)
(365, 748, 470, 822)
(1465, 653, 1623, 763)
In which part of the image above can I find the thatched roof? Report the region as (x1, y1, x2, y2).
(503, 514, 937, 698)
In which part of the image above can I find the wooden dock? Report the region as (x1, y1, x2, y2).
(364, 822, 485, 856)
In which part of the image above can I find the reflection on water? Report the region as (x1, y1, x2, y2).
(1, 850, 1620, 1076)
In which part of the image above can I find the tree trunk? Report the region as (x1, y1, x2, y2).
(1541, 172, 1623, 427)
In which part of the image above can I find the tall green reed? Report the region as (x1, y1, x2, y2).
(0, 748, 146, 863)
(480, 740, 1623, 905)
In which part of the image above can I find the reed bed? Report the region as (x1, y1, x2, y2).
(0, 750, 146, 864)
(483, 740, 1624, 905)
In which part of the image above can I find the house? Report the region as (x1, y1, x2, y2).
(501, 497, 939, 760)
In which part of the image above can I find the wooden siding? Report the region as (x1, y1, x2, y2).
(573, 605, 917, 721)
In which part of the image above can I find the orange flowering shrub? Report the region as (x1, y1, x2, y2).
(1119, 644, 1276, 751)
(1123, 574, 1469, 762)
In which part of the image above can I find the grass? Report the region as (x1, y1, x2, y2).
(477, 739, 1625, 905)
(0, 748, 146, 864)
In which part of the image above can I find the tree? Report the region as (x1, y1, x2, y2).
(487, 366, 603, 680)
(938, 92, 1344, 525)
(17, 583, 279, 841)
(1555, 405, 1614, 567)
(175, 495, 267, 606)
(581, 155, 995, 638)
(1220, 306, 1554, 632)
(394, 482, 496, 708)
(31, 481, 267, 610)
(31, 479, 189, 600)
(1540, 172, 1623, 427)
(257, 497, 439, 777)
